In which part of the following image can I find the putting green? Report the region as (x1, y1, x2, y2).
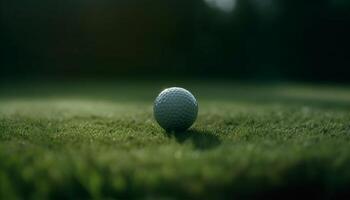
(1, 81, 350, 199)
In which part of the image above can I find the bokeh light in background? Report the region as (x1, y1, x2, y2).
(1, 0, 349, 81)
(204, 0, 237, 12)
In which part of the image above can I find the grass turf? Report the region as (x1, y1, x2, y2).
(0, 81, 350, 199)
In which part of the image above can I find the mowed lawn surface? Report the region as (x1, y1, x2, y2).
(1, 81, 350, 199)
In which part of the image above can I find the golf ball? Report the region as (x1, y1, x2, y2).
(153, 87, 198, 132)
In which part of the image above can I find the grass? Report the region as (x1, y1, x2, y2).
(1, 80, 350, 199)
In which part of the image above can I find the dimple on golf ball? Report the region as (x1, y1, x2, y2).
(153, 87, 198, 132)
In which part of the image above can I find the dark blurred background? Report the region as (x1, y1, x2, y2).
(1, 0, 350, 82)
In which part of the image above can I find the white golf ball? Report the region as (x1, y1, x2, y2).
(153, 87, 198, 132)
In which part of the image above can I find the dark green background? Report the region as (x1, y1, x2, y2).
(1, 0, 350, 81)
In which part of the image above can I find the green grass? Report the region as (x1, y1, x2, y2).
(1, 81, 350, 199)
